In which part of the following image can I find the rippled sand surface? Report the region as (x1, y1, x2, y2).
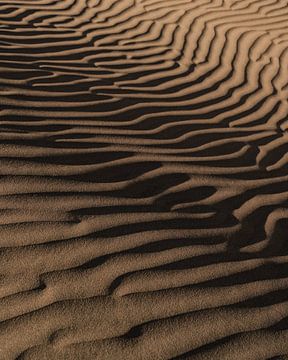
(1, 0, 288, 359)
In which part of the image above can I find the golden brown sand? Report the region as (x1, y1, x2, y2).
(1, 0, 288, 358)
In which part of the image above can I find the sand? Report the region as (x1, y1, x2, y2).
(0, 0, 288, 359)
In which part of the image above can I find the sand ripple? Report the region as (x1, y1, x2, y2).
(1, 0, 288, 359)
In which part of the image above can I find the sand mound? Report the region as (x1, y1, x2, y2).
(1, 0, 288, 358)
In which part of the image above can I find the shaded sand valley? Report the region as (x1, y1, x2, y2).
(1, 0, 288, 358)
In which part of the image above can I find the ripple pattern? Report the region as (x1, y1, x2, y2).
(1, 0, 288, 359)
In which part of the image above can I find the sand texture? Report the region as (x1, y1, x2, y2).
(1, 0, 288, 359)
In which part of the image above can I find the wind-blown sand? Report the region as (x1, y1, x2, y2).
(1, 0, 288, 359)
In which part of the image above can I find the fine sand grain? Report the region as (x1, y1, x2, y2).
(1, 0, 288, 359)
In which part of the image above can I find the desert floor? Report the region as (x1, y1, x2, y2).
(1, 0, 288, 359)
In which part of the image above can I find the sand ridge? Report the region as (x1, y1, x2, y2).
(0, 0, 288, 359)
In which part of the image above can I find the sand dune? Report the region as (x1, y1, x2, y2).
(1, 0, 288, 359)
